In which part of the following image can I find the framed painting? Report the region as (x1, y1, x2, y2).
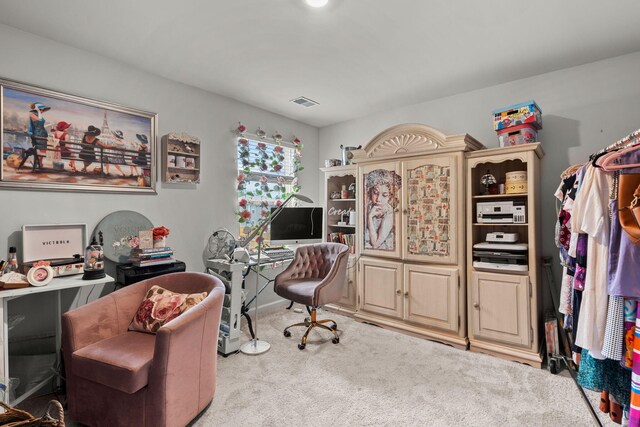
(1, 78, 157, 193)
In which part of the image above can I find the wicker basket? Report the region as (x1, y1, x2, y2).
(0, 401, 64, 427)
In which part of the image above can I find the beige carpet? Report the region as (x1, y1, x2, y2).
(198, 308, 604, 426)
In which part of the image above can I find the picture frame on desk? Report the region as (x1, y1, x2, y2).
(1, 78, 158, 194)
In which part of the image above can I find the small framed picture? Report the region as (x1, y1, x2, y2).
(138, 229, 153, 250)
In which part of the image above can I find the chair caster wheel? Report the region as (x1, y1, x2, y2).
(332, 337, 340, 344)
(283, 330, 291, 338)
(298, 343, 306, 350)
(331, 324, 338, 331)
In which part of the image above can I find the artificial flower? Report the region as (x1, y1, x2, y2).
(273, 145, 284, 153)
(239, 198, 247, 208)
(259, 175, 268, 183)
(240, 210, 251, 220)
(152, 226, 170, 238)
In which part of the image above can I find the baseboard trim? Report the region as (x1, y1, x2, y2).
(353, 312, 469, 350)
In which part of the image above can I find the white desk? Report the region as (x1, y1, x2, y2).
(0, 274, 114, 404)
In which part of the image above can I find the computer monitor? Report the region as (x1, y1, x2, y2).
(270, 207, 323, 245)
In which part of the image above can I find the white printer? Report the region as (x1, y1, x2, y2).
(473, 232, 528, 272)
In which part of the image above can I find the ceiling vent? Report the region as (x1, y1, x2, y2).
(290, 96, 319, 107)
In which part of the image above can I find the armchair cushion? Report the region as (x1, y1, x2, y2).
(72, 331, 155, 394)
(128, 285, 207, 334)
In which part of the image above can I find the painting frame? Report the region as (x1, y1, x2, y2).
(1, 78, 158, 194)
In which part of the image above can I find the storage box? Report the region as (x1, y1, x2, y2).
(492, 100, 542, 131)
(505, 171, 528, 194)
(497, 124, 538, 147)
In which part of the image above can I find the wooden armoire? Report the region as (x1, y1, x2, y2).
(350, 124, 484, 349)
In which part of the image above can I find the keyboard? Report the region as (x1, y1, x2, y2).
(262, 247, 295, 262)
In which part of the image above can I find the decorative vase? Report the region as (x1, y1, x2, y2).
(153, 237, 166, 248)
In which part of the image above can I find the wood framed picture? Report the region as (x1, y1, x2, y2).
(1, 79, 157, 193)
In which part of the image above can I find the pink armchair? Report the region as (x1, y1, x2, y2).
(61, 272, 224, 427)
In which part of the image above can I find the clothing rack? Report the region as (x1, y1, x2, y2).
(543, 257, 603, 427)
(590, 128, 640, 160)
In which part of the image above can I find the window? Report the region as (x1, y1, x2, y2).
(236, 136, 302, 243)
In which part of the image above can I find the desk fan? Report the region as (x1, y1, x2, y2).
(205, 228, 236, 260)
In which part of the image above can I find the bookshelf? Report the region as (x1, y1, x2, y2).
(321, 164, 358, 314)
(161, 132, 201, 184)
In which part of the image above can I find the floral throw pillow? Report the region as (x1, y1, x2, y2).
(129, 285, 208, 334)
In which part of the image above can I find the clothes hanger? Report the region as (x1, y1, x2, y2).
(586, 128, 640, 169)
(600, 139, 640, 171)
(561, 164, 582, 179)
(589, 128, 640, 163)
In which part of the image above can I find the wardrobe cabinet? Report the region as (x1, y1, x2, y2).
(470, 271, 530, 347)
(359, 258, 459, 332)
(465, 143, 544, 367)
(404, 264, 459, 332)
(360, 257, 403, 318)
(360, 155, 458, 264)
(351, 123, 484, 350)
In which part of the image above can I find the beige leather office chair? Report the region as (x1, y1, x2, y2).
(274, 243, 349, 349)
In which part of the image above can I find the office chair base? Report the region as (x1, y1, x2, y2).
(283, 308, 339, 350)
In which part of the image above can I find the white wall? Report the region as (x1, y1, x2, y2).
(0, 24, 319, 332)
(0, 24, 319, 270)
(319, 51, 640, 285)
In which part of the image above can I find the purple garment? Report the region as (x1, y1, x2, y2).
(608, 198, 640, 297)
(573, 234, 588, 290)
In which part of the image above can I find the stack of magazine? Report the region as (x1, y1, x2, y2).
(129, 247, 175, 267)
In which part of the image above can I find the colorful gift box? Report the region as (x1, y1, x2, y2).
(492, 100, 542, 131)
(497, 124, 538, 147)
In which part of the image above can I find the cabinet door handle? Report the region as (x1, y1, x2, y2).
(404, 291, 409, 297)
(348, 279, 353, 285)
(396, 289, 401, 295)
(403, 209, 408, 215)
(473, 302, 480, 309)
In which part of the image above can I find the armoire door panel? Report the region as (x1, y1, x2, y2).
(360, 258, 402, 318)
(361, 162, 403, 259)
(402, 155, 458, 264)
(404, 264, 458, 331)
(471, 272, 530, 347)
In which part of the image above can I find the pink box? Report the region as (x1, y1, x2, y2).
(497, 124, 538, 147)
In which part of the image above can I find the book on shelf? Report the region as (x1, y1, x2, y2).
(328, 232, 356, 254)
(132, 257, 176, 267)
(130, 252, 174, 260)
(132, 247, 173, 254)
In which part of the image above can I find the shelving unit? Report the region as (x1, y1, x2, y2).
(161, 132, 201, 184)
(465, 142, 544, 368)
(321, 164, 358, 314)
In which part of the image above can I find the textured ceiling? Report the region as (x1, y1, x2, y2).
(1, 0, 640, 127)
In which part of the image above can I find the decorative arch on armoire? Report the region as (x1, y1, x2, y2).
(353, 123, 484, 162)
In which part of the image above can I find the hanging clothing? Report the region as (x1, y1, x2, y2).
(573, 165, 612, 360)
